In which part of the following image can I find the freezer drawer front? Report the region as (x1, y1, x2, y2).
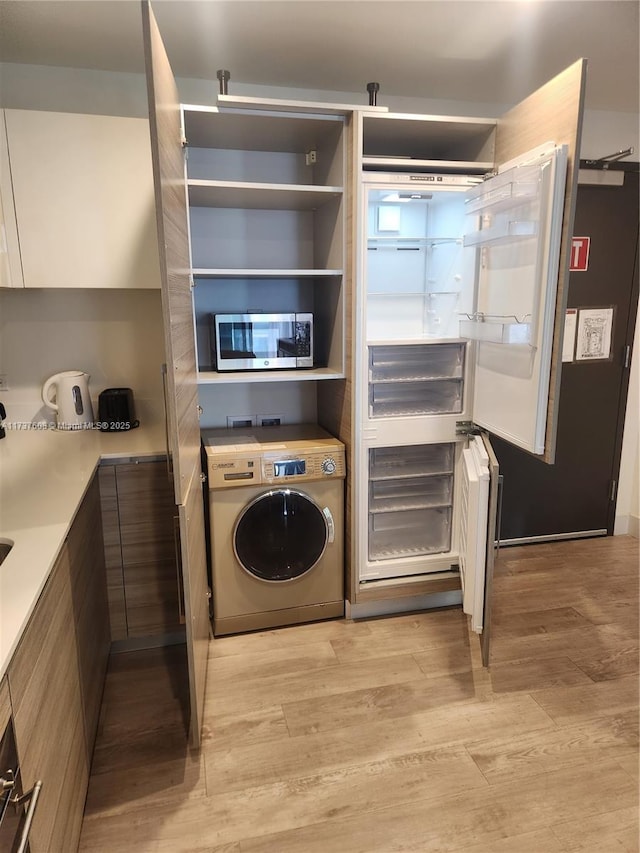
(459, 435, 491, 633)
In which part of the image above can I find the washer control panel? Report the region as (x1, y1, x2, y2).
(203, 425, 345, 489)
(263, 448, 345, 483)
(321, 457, 337, 475)
(273, 459, 307, 478)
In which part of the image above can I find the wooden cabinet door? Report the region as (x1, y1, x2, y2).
(116, 461, 183, 637)
(66, 474, 110, 760)
(141, 0, 210, 748)
(4, 109, 161, 289)
(0, 677, 10, 743)
(98, 465, 128, 641)
(8, 545, 88, 853)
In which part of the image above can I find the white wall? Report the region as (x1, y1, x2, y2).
(1, 62, 638, 532)
(0, 289, 166, 427)
(2, 62, 639, 158)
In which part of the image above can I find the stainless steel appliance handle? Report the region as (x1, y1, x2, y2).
(173, 516, 185, 624)
(495, 474, 504, 555)
(161, 363, 173, 482)
(13, 779, 43, 853)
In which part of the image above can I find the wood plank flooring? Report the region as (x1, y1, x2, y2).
(79, 536, 639, 853)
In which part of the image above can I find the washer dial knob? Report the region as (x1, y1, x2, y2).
(321, 456, 337, 475)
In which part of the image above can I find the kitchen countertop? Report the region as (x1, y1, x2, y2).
(0, 423, 168, 679)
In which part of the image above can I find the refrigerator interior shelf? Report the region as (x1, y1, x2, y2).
(464, 180, 538, 214)
(370, 468, 454, 481)
(367, 290, 463, 298)
(369, 544, 450, 561)
(369, 374, 463, 383)
(463, 220, 537, 247)
(459, 318, 532, 345)
(369, 500, 452, 513)
(367, 236, 462, 246)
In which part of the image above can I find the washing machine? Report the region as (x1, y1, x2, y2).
(202, 424, 345, 636)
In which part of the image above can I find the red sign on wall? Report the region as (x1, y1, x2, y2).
(570, 237, 591, 271)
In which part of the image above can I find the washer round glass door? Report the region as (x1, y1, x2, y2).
(234, 489, 328, 581)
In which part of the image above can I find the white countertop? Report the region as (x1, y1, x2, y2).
(0, 424, 168, 679)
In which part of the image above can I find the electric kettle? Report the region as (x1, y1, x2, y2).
(42, 371, 94, 429)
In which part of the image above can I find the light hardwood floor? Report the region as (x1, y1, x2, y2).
(79, 536, 639, 853)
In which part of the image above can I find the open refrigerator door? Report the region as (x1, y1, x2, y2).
(463, 143, 569, 456)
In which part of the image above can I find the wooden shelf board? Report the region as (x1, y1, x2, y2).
(214, 95, 389, 116)
(188, 180, 342, 210)
(198, 367, 345, 384)
(192, 268, 343, 278)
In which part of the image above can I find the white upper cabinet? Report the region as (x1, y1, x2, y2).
(0, 112, 24, 288)
(3, 109, 161, 289)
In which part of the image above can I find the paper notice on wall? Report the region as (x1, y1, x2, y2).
(576, 307, 614, 361)
(562, 308, 578, 362)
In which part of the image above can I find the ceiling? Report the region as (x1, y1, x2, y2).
(0, 1, 638, 113)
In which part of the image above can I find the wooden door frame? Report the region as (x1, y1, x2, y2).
(596, 163, 640, 534)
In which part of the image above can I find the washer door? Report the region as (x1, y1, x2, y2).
(234, 489, 328, 581)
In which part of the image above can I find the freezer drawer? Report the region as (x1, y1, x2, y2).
(369, 343, 465, 417)
(370, 343, 465, 381)
(369, 443, 454, 479)
(367, 443, 455, 562)
(370, 378, 463, 417)
(368, 506, 452, 561)
(369, 474, 453, 512)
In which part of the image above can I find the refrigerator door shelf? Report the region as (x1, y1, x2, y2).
(459, 318, 532, 345)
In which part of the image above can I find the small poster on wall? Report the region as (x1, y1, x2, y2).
(576, 307, 614, 361)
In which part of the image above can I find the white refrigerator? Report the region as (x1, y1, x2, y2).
(354, 143, 568, 662)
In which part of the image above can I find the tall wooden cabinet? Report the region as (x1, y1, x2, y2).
(142, 0, 586, 694)
(142, 0, 355, 748)
(142, 2, 210, 751)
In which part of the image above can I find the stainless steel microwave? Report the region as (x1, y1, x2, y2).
(211, 313, 314, 371)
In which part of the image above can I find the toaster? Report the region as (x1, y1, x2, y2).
(98, 388, 140, 431)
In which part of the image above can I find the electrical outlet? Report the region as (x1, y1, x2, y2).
(305, 149, 317, 166)
(0, 375, 9, 391)
(226, 415, 256, 429)
(257, 413, 284, 427)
